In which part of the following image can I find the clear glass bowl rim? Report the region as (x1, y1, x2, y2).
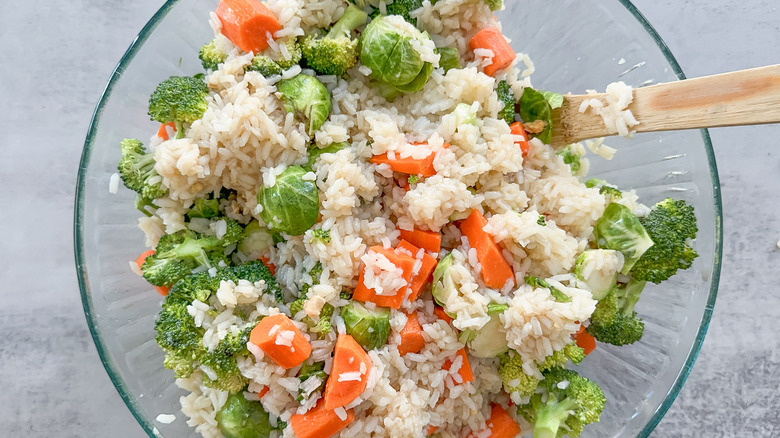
(73, 1, 723, 436)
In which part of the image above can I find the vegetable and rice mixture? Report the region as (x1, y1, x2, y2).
(115, 0, 700, 437)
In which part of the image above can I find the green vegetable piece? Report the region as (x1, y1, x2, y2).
(201, 326, 254, 392)
(518, 87, 554, 144)
(301, 5, 367, 76)
(148, 76, 209, 138)
(431, 253, 456, 308)
(525, 276, 571, 303)
(557, 145, 581, 173)
(452, 103, 478, 126)
(584, 178, 622, 200)
(631, 198, 699, 283)
(487, 302, 509, 315)
(538, 342, 585, 371)
(277, 74, 331, 134)
(307, 141, 348, 169)
(382, 0, 424, 25)
(517, 367, 606, 438)
(237, 220, 274, 258)
(341, 301, 391, 350)
(584, 178, 603, 188)
(118, 138, 167, 200)
(407, 175, 419, 185)
(587, 279, 646, 346)
(257, 166, 319, 236)
(537, 215, 547, 226)
(574, 249, 621, 300)
(436, 47, 461, 73)
(297, 362, 327, 400)
(496, 80, 516, 125)
(187, 198, 221, 219)
(483, 0, 503, 11)
(310, 228, 331, 244)
(142, 229, 226, 287)
(460, 309, 508, 358)
(360, 15, 434, 94)
(540, 90, 564, 109)
(497, 352, 539, 399)
(199, 39, 227, 71)
(594, 203, 654, 275)
(216, 392, 274, 438)
(247, 55, 283, 76)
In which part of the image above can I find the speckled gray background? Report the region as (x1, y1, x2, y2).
(0, 1, 778, 436)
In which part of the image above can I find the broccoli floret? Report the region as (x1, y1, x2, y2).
(216, 392, 275, 438)
(155, 301, 204, 378)
(276, 42, 303, 69)
(141, 230, 225, 286)
(498, 351, 540, 399)
(584, 178, 623, 201)
(134, 193, 158, 217)
(525, 276, 571, 303)
(148, 76, 209, 139)
(586, 279, 646, 346)
(517, 367, 606, 438)
(246, 55, 283, 76)
(382, 0, 424, 25)
(199, 39, 228, 71)
(289, 298, 334, 335)
(309, 228, 331, 244)
(201, 325, 254, 392)
(117, 138, 167, 201)
(496, 80, 516, 125)
(537, 215, 547, 226)
(297, 362, 327, 401)
(187, 198, 221, 219)
(538, 343, 585, 372)
(631, 198, 699, 283)
(155, 262, 281, 381)
(301, 5, 367, 76)
(218, 217, 246, 247)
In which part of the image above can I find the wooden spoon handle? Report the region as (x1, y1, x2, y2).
(551, 64, 780, 146)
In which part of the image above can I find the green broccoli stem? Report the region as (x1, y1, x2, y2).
(620, 279, 645, 316)
(327, 5, 368, 38)
(534, 396, 578, 438)
(174, 120, 186, 139)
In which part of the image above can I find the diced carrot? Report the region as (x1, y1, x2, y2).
(460, 210, 515, 290)
(135, 249, 170, 295)
(574, 325, 597, 356)
(433, 306, 453, 324)
(468, 27, 516, 77)
(427, 425, 439, 436)
(353, 246, 416, 309)
(156, 122, 176, 141)
(397, 240, 437, 302)
(290, 399, 355, 438)
(370, 143, 449, 177)
(259, 255, 276, 275)
(469, 404, 521, 438)
(216, 0, 281, 54)
(443, 348, 474, 384)
(249, 313, 311, 369)
(257, 386, 269, 398)
(509, 121, 530, 157)
(398, 312, 426, 356)
(399, 228, 442, 253)
(323, 334, 372, 410)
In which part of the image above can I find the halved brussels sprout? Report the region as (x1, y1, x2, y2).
(277, 74, 331, 134)
(574, 249, 623, 300)
(594, 203, 654, 275)
(341, 301, 391, 350)
(257, 166, 319, 236)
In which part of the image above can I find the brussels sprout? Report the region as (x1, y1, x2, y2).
(187, 197, 221, 219)
(436, 46, 461, 73)
(276, 74, 331, 134)
(359, 15, 434, 95)
(216, 392, 274, 438)
(341, 301, 391, 350)
(574, 249, 622, 300)
(306, 141, 348, 169)
(431, 253, 456, 308)
(594, 203, 654, 275)
(257, 166, 319, 236)
(460, 304, 509, 358)
(237, 220, 274, 259)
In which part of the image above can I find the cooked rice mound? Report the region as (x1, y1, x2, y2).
(135, 0, 631, 437)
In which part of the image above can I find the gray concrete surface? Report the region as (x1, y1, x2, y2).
(0, 0, 777, 436)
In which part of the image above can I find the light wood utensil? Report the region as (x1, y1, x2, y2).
(550, 64, 780, 147)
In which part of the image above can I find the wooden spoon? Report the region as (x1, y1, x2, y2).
(550, 64, 780, 147)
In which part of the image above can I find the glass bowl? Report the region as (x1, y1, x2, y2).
(74, 0, 722, 436)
